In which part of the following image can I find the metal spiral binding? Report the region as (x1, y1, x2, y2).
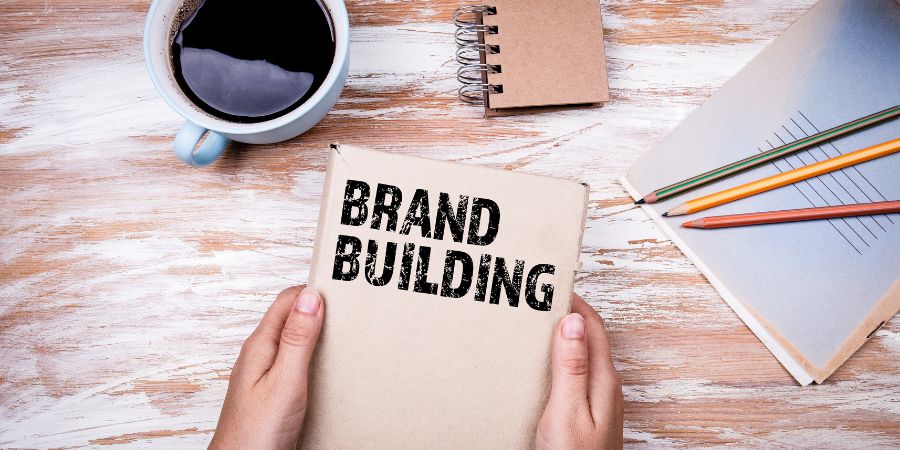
(453, 4, 501, 105)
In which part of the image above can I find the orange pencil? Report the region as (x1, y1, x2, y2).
(682, 200, 900, 229)
(664, 137, 900, 216)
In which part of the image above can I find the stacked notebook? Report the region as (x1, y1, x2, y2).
(622, 0, 900, 385)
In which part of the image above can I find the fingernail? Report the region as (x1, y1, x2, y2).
(296, 289, 321, 315)
(562, 313, 585, 339)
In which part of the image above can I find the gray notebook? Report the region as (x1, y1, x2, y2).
(622, 0, 900, 385)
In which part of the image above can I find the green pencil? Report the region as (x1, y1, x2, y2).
(635, 105, 900, 204)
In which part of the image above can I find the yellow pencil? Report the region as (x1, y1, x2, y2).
(664, 137, 900, 216)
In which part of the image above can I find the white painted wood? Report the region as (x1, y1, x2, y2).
(1, 0, 897, 447)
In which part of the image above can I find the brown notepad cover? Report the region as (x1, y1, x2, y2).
(482, 0, 609, 110)
(300, 144, 589, 448)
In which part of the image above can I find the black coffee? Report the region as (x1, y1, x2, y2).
(172, 0, 335, 123)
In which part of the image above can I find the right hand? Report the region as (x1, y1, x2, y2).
(535, 294, 624, 449)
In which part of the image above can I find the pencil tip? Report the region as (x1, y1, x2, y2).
(661, 212, 669, 217)
(664, 204, 689, 217)
(634, 199, 646, 205)
(681, 220, 695, 228)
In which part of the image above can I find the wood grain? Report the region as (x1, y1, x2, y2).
(1, 0, 898, 447)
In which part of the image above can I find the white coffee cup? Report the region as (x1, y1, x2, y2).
(143, 0, 349, 167)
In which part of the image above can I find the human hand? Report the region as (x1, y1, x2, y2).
(209, 286, 324, 450)
(536, 294, 623, 450)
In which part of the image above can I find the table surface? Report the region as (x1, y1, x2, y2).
(2, 0, 898, 448)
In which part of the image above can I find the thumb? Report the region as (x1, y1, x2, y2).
(269, 288, 325, 397)
(548, 313, 590, 415)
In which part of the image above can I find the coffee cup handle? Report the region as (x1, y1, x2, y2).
(174, 121, 230, 167)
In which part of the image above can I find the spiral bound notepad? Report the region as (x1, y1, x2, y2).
(454, 0, 609, 114)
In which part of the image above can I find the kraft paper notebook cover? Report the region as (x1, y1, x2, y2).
(454, 0, 609, 114)
(622, 0, 900, 385)
(301, 144, 589, 448)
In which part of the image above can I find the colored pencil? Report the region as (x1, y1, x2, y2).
(664, 137, 900, 216)
(681, 200, 900, 229)
(634, 105, 900, 205)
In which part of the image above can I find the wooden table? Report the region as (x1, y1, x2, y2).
(2, 0, 898, 447)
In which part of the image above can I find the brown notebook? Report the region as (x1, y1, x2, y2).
(300, 144, 589, 448)
(454, 0, 609, 115)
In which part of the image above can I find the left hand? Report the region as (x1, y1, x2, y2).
(209, 286, 324, 450)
